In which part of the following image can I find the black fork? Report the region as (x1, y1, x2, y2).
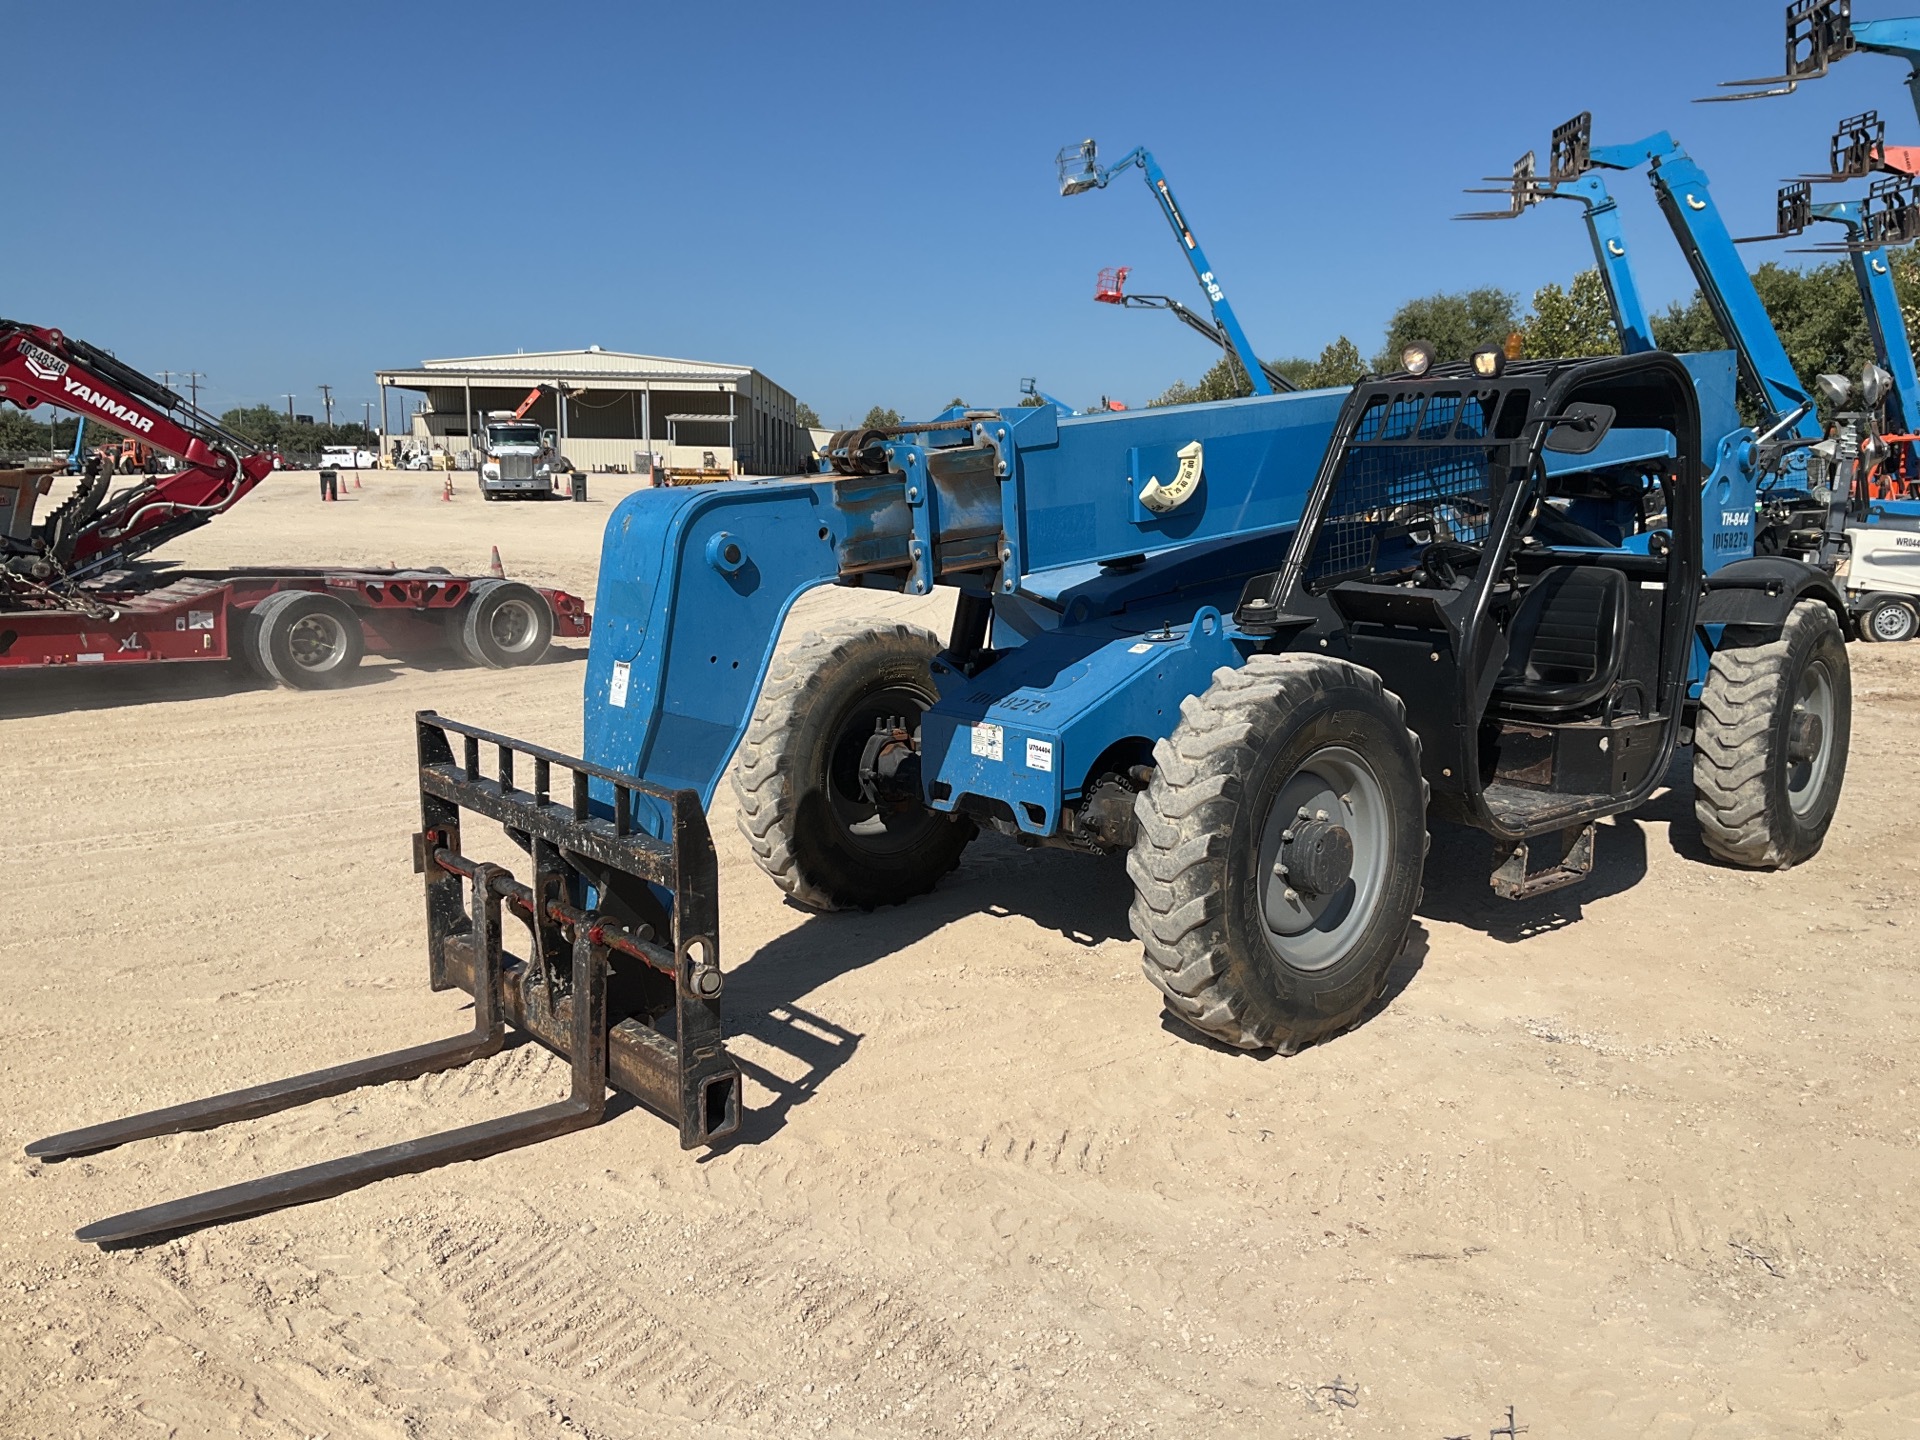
(27, 862, 611, 1247)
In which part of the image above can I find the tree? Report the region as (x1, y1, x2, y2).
(796, 401, 821, 428)
(1301, 336, 1367, 388)
(219, 404, 376, 458)
(1374, 287, 1520, 372)
(0, 404, 50, 456)
(1149, 353, 1254, 407)
(1653, 257, 1885, 422)
(1017, 391, 1048, 407)
(861, 405, 902, 429)
(1520, 269, 1618, 358)
(1649, 292, 1723, 355)
(943, 396, 967, 410)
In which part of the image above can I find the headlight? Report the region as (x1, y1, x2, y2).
(1862, 362, 1892, 408)
(482, 462, 499, 477)
(1470, 344, 1506, 378)
(1400, 342, 1436, 377)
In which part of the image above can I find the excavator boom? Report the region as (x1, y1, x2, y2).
(0, 320, 275, 579)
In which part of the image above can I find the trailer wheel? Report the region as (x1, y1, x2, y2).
(1128, 655, 1427, 1054)
(1693, 599, 1850, 868)
(456, 579, 554, 668)
(1859, 594, 1918, 644)
(732, 622, 976, 910)
(248, 589, 365, 689)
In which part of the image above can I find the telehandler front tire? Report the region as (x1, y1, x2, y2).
(733, 622, 976, 911)
(1692, 599, 1850, 868)
(1129, 655, 1427, 1053)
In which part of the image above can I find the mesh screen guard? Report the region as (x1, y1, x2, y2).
(1297, 386, 1524, 593)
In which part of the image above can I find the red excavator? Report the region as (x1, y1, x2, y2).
(0, 320, 588, 686)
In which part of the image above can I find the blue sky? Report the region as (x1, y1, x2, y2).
(8, 1, 1911, 425)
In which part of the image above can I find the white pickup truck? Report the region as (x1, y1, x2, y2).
(319, 445, 379, 470)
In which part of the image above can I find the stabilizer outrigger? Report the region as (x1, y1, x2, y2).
(28, 714, 742, 1246)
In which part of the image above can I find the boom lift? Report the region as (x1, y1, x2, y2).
(0, 320, 588, 684)
(1093, 266, 1302, 392)
(33, 324, 1855, 1238)
(1059, 141, 1294, 395)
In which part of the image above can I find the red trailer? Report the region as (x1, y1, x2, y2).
(0, 321, 590, 687)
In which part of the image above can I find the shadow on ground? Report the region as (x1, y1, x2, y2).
(0, 645, 587, 719)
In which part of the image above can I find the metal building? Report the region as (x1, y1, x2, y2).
(374, 347, 809, 476)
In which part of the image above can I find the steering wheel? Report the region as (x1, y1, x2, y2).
(1416, 540, 1481, 589)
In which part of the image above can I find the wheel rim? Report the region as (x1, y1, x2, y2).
(1870, 602, 1916, 642)
(824, 684, 946, 859)
(1255, 745, 1392, 973)
(1785, 658, 1836, 817)
(286, 612, 350, 672)
(486, 597, 541, 654)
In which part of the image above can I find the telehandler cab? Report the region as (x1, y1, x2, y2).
(30, 345, 1852, 1244)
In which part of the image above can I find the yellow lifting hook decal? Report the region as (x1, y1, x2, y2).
(1138, 439, 1204, 514)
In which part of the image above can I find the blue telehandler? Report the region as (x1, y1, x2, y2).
(1471, 105, 1920, 643)
(30, 174, 1860, 1254)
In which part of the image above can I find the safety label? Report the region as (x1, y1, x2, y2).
(609, 660, 631, 708)
(1025, 738, 1053, 772)
(1128, 642, 1155, 654)
(971, 722, 1004, 761)
(184, 610, 215, 630)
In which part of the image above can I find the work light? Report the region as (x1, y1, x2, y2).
(1400, 343, 1436, 377)
(1470, 344, 1506, 378)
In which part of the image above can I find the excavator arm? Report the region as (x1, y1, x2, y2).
(0, 320, 275, 580)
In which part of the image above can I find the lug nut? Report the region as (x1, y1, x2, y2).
(1283, 888, 1299, 904)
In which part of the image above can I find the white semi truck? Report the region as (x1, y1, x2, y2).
(478, 411, 565, 501)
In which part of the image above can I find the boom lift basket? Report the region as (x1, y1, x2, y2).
(27, 712, 741, 1246)
(1095, 266, 1131, 303)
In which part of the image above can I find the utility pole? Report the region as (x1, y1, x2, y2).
(362, 400, 373, 432)
(283, 393, 297, 422)
(317, 384, 334, 426)
(158, 370, 175, 393)
(183, 371, 204, 413)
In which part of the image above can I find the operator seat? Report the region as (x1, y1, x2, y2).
(1490, 565, 1629, 715)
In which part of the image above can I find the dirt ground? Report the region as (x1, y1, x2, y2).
(3, 467, 1918, 1439)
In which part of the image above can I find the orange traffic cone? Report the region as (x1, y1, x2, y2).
(489, 546, 505, 578)
(353, 471, 362, 489)
(441, 475, 453, 502)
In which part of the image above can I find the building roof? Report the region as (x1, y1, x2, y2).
(376, 346, 760, 389)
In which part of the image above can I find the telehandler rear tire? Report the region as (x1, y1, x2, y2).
(733, 622, 976, 911)
(1129, 655, 1427, 1054)
(1693, 599, 1850, 868)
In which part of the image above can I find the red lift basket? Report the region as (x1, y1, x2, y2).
(1095, 266, 1130, 304)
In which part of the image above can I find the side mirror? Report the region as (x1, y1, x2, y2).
(1542, 401, 1616, 455)
(542, 429, 557, 446)
(1816, 373, 1853, 408)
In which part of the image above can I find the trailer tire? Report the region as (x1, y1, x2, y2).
(1128, 655, 1427, 1054)
(1693, 599, 1850, 869)
(1858, 594, 1918, 644)
(248, 589, 365, 689)
(732, 622, 975, 911)
(457, 579, 553, 668)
